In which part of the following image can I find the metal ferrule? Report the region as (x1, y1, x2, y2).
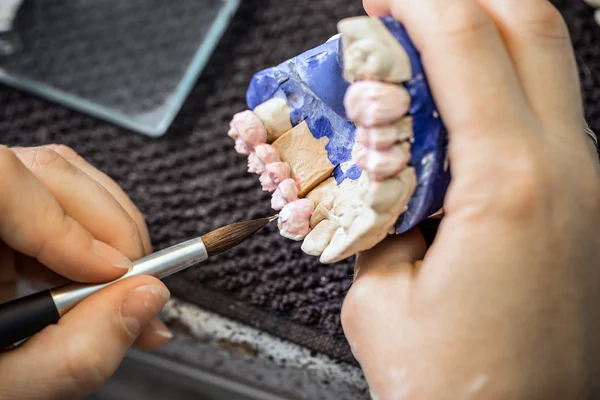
(50, 237, 208, 316)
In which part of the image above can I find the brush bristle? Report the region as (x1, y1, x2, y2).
(202, 217, 274, 257)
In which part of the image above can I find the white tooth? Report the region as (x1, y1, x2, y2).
(356, 117, 413, 150)
(366, 176, 405, 213)
(319, 227, 350, 263)
(319, 168, 417, 264)
(310, 200, 334, 228)
(359, 142, 411, 181)
(345, 82, 410, 127)
(301, 220, 338, 256)
(253, 98, 293, 143)
(337, 16, 412, 83)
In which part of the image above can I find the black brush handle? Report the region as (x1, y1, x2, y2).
(0, 290, 59, 348)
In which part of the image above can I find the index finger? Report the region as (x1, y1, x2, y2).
(364, 0, 535, 151)
(0, 146, 130, 283)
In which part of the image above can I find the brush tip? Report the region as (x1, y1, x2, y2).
(202, 216, 275, 257)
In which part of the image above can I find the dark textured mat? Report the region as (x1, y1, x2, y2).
(1, 0, 598, 365)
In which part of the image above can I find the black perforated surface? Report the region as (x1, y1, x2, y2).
(1, 0, 598, 364)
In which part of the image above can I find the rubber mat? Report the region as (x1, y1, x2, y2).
(1, 0, 598, 365)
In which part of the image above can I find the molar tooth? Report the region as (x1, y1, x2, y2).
(355, 117, 413, 150)
(301, 220, 338, 256)
(365, 176, 405, 213)
(253, 98, 293, 143)
(337, 16, 412, 83)
(344, 82, 410, 127)
(357, 142, 411, 181)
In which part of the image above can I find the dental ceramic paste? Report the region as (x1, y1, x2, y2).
(227, 16, 450, 263)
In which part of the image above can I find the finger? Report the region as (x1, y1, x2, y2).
(387, 1, 536, 160)
(49, 144, 153, 255)
(0, 276, 170, 399)
(12, 146, 146, 261)
(342, 230, 426, 395)
(363, 0, 390, 16)
(477, 0, 583, 137)
(354, 228, 427, 281)
(133, 317, 173, 351)
(0, 146, 131, 283)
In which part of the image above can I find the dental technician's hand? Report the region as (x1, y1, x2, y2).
(0, 145, 172, 400)
(342, 1, 600, 399)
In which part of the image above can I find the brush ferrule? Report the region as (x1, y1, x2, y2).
(51, 238, 208, 315)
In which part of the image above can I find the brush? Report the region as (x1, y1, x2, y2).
(0, 215, 278, 349)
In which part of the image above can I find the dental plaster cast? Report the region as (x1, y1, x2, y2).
(583, 0, 600, 25)
(227, 16, 450, 263)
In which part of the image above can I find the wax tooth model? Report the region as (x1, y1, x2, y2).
(227, 16, 450, 263)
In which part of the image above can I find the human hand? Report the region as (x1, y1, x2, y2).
(342, 1, 600, 399)
(0, 144, 172, 399)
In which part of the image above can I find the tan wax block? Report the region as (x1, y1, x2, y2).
(271, 121, 335, 197)
(337, 16, 412, 84)
(253, 98, 293, 143)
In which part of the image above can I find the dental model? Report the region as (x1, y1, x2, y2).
(584, 0, 600, 25)
(227, 16, 450, 263)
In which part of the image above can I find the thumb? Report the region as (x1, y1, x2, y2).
(0, 275, 170, 400)
(341, 229, 426, 398)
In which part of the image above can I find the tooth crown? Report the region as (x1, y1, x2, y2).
(229, 16, 450, 262)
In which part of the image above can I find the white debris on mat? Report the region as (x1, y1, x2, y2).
(0, 0, 22, 32)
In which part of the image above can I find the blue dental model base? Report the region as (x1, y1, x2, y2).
(246, 17, 450, 234)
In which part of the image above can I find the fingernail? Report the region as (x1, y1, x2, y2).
(149, 318, 173, 339)
(120, 284, 171, 337)
(93, 239, 132, 270)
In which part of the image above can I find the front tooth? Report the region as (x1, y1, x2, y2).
(344, 81, 410, 127)
(357, 142, 411, 181)
(301, 220, 338, 256)
(253, 98, 293, 143)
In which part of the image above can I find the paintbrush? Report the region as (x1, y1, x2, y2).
(0, 215, 277, 349)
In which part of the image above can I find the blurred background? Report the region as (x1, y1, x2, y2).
(1, 0, 598, 399)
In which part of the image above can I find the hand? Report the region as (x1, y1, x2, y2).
(0, 145, 172, 399)
(342, 1, 600, 399)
